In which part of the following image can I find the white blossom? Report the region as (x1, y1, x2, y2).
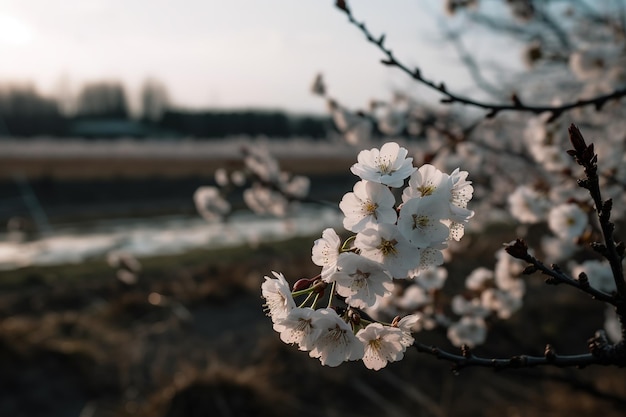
(540, 235, 578, 263)
(414, 247, 445, 271)
(481, 288, 523, 319)
(397, 196, 449, 248)
(397, 314, 421, 334)
(508, 185, 550, 224)
(214, 168, 229, 187)
(244, 145, 280, 183)
(277, 307, 325, 351)
(243, 185, 289, 217)
(281, 175, 310, 199)
(446, 168, 475, 240)
(351, 142, 416, 188)
(447, 316, 487, 348)
(330, 102, 373, 145)
(494, 271, 525, 299)
(261, 271, 296, 328)
(465, 267, 494, 291)
(413, 266, 447, 291)
(333, 252, 394, 309)
(494, 248, 526, 286)
(311, 228, 342, 282)
(339, 180, 397, 233)
(572, 260, 616, 293)
(357, 323, 407, 370)
(402, 164, 449, 203)
(548, 203, 588, 240)
(193, 186, 231, 222)
(354, 223, 421, 278)
(230, 170, 247, 186)
(309, 308, 364, 367)
(396, 284, 431, 311)
(451, 295, 490, 318)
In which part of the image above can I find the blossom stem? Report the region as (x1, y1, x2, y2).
(298, 291, 315, 308)
(292, 288, 314, 298)
(311, 292, 321, 310)
(327, 281, 336, 309)
(341, 235, 357, 252)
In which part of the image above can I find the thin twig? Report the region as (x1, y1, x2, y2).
(336, 2, 626, 119)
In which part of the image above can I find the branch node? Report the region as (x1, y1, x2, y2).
(601, 199, 613, 222)
(522, 265, 538, 275)
(544, 344, 556, 362)
(485, 109, 499, 118)
(461, 344, 472, 358)
(591, 242, 608, 256)
(545, 277, 559, 285)
(335, 0, 350, 12)
(546, 110, 562, 123)
(616, 241, 625, 258)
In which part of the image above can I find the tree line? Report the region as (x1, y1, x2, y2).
(0, 80, 329, 139)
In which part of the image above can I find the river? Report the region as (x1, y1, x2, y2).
(0, 205, 342, 270)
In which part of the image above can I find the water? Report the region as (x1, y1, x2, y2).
(0, 205, 342, 270)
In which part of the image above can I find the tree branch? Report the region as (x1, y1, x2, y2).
(336, 2, 626, 119)
(504, 238, 618, 305)
(413, 331, 626, 371)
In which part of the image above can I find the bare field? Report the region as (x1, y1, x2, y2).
(0, 138, 358, 180)
(0, 155, 354, 180)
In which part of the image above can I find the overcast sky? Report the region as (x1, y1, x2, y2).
(0, 0, 520, 114)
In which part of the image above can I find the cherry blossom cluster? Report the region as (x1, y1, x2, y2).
(257, 1, 626, 373)
(194, 143, 310, 221)
(262, 142, 476, 369)
(315, 56, 626, 342)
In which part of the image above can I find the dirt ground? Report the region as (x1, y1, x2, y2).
(0, 231, 624, 417)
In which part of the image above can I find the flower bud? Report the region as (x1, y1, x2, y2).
(504, 239, 529, 260)
(292, 278, 315, 292)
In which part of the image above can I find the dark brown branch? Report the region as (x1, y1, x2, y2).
(505, 239, 617, 304)
(567, 124, 626, 300)
(413, 332, 626, 371)
(336, 3, 626, 118)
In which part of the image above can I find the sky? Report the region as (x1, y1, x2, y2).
(0, 0, 521, 115)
